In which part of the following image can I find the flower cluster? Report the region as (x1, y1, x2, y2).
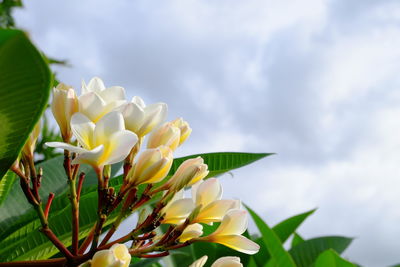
(18, 77, 258, 266)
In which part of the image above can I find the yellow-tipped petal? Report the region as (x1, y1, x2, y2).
(214, 210, 248, 236)
(179, 223, 203, 242)
(195, 178, 222, 207)
(195, 200, 240, 223)
(147, 122, 180, 151)
(162, 198, 195, 224)
(210, 235, 260, 255)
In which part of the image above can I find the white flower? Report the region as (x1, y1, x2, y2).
(192, 178, 240, 224)
(116, 96, 167, 137)
(90, 244, 131, 267)
(51, 83, 79, 141)
(46, 111, 137, 167)
(161, 190, 195, 225)
(79, 77, 126, 122)
(147, 122, 180, 151)
(128, 145, 173, 185)
(171, 118, 192, 146)
(200, 209, 260, 255)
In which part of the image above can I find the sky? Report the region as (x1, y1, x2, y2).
(14, 0, 400, 266)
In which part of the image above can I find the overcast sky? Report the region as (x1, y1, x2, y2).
(14, 0, 400, 266)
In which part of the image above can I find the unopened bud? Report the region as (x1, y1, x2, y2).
(22, 121, 41, 158)
(147, 122, 180, 151)
(171, 118, 192, 145)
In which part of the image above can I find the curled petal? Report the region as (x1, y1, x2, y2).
(118, 102, 145, 133)
(195, 178, 222, 207)
(72, 145, 104, 165)
(82, 77, 106, 94)
(210, 235, 260, 255)
(78, 92, 107, 122)
(195, 200, 240, 223)
(97, 86, 126, 103)
(214, 210, 248, 236)
(162, 198, 195, 225)
(179, 223, 203, 242)
(102, 130, 138, 165)
(45, 142, 86, 154)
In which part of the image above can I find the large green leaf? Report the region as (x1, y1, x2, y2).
(0, 152, 270, 261)
(245, 205, 296, 267)
(291, 232, 305, 248)
(272, 209, 315, 244)
(170, 152, 273, 178)
(0, 171, 16, 205)
(315, 249, 356, 267)
(289, 236, 353, 267)
(0, 29, 51, 180)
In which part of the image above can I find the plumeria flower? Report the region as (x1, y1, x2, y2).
(171, 118, 192, 145)
(159, 157, 209, 193)
(161, 190, 195, 224)
(189, 256, 243, 267)
(51, 83, 79, 141)
(46, 111, 138, 167)
(147, 121, 181, 151)
(128, 146, 173, 186)
(197, 209, 260, 254)
(88, 243, 131, 267)
(178, 223, 203, 242)
(79, 77, 126, 122)
(116, 96, 167, 137)
(192, 178, 240, 224)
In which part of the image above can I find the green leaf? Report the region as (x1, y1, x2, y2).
(273, 209, 316, 244)
(0, 171, 16, 205)
(291, 232, 305, 248)
(0, 29, 51, 180)
(245, 205, 296, 267)
(289, 236, 353, 267)
(170, 152, 273, 178)
(315, 249, 356, 267)
(0, 152, 269, 261)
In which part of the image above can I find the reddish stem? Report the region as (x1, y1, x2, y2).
(44, 193, 55, 219)
(77, 172, 85, 202)
(139, 251, 169, 258)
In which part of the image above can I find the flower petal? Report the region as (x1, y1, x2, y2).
(132, 96, 145, 108)
(162, 198, 195, 224)
(211, 257, 242, 267)
(195, 200, 240, 223)
(78, 92, 107, 122)
(117, 102, 145, 133)
(195, 178, 222, 207)
(86, 77, 106, 93)
(211, 235, 260, 255)
(138, 103, 167, 136)
(189, 256, 208, 267)
(103, 130, 138, 165)
(72, 145, 104, 165)
(179, 223, 203, 242)
(94, 111, 125, 146)
(70, 113, 95, 149)
(214, 210, 248, 236)
(45, 142, 87, 154)
(98, 86, 126, 103)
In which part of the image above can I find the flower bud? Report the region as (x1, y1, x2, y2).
(89, 244, 131, 267)
(179, 223, 203, 242)
(166, 157, 209, 192)
(147, 122, 180, 151)
(22, 120, 41, 158)
(51, 83, 79, 141)
(128, 146, 173, 185)
(211, 257, 242, 267)
(171, 118, 192, 145)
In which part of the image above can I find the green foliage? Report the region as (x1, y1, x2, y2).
(0, 171, 15, 205)
(291, 233, 305, 248)
(0, 0, 22, 28)
(314, 249, 356, 267)
(0, 29, 52, 181)
(289, 236, 353, 267)
(246, 205, 296, 267)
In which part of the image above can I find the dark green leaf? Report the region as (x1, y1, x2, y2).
(291, 232, 305, 248)
(245, 205, 296, 267)
(170, 152, 273, 178)
(0, 29, 51, 180)
(289, 236, 353, 267)
(315, 249, 356, 267)
(0, 170, 15, 205)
